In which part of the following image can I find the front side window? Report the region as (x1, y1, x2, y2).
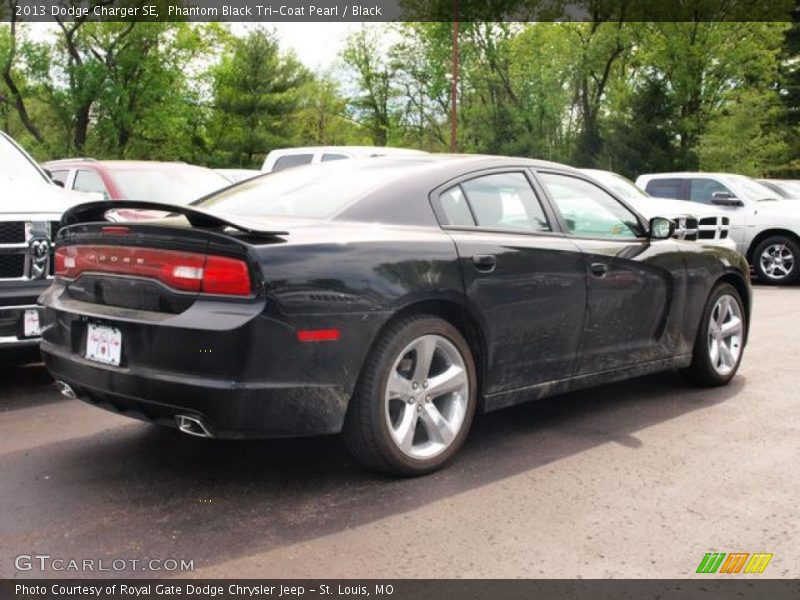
(540, 173, 642, 239)
(689, 178, 734, 204)
(456, 172, 550, 233)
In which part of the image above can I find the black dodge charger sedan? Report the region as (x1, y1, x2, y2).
(40, 155, 751, 475)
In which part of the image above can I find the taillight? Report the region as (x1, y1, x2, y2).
(54, 245, 252, 297)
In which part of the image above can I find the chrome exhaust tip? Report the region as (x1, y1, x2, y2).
(175, 415, 214, 438)
(54, 380, 77, 399)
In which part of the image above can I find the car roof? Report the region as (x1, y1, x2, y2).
(638, 172, 742, 179)
(44, 159, 213, 171)
(267, 146, 427, 156)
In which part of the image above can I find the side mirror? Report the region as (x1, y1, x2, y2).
(649, 216, 675, 240)
(711, 191, 744, 206)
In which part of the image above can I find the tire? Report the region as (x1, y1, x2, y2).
(682, 283, 746, 386)
(343, 315, 477, 476)
(752, 235, 800, 285)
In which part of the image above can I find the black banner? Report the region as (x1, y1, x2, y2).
(2, 580, 800, 600)
(0, 0, 797, 23)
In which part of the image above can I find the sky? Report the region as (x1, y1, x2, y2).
(24, 22, 387, 73)
(236, 22, 368, 71)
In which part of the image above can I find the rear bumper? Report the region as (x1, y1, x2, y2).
(42, 342, 350, 438)
(39, 283, 388, 438)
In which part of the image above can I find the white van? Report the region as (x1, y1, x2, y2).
(262, 146, 427, 173)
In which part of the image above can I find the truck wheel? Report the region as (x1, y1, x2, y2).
(344, 315, 477, 476)
(753, 235, 800, 285)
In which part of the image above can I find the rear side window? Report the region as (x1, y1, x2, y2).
(439, 186, 475, 226)
(273, 154, 313, 171)
(440, 172, 550, 233)
(322, 153, 348, 162)
(645, 178, 685, 200)
(74, 169, 109, 198)
(689, 178, 734, 204)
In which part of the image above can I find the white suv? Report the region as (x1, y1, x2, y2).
(262, 146, 427, 173)
(636, 172, 800, 284)
(0, 131, 92, 352)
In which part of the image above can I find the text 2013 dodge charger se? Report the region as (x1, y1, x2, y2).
(40, 156, 751, 475)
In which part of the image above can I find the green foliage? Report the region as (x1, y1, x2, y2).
(698, 90, 790, 176)
(0, 17, 796, 178)
(207, 28, 310, 167)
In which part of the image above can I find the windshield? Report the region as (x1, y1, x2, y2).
(772, 181, 800, 198)
(110, 167, 230, 205)
(196, 158, 432, 219)
(730, 175, 781, 202)
(0, 132, 49, 186)
(584, 170, 648, 200)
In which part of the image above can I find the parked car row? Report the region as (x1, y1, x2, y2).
(0, 130, 761, 474)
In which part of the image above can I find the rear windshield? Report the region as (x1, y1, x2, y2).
(110, 167, 230, 205)
(196, 158, 431, 219)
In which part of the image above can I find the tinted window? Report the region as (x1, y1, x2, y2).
(439, 185, 475, 226)
(322, 153, 348, 162)
(645, 178, 685, 200)
(74, 170, 109, 198)
(689, 178, 733, 204)
(197, 158, 432, 219)
(459, 173, 550, 233)
(273, 154, 313, 171)
(541, 173, 641, 239)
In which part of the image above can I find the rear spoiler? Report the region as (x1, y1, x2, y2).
(60, 200, 289, 237)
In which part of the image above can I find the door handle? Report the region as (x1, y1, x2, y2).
(589, 262, 609, 278)
(472, 254, 497, 273)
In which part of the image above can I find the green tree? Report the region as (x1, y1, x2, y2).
(208, 28, 309, 167)
(342, 27, 399, 146)
(697, 90, 789, 176)
(294, 75, 365, 145)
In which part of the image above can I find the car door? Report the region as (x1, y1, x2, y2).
(432, 169, 586, 395)
(537, 171, 684, 375)
(688, 177, 748, 249)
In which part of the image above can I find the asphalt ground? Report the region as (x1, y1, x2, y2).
(1, 285, 797, 579)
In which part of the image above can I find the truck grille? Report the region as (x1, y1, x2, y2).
(697, 216, 729, 240)
(0, 254, 25, 278)
(0, 222, 25, 245)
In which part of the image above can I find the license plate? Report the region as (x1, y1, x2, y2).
(23, 309, 41, 337)
(85, 323, 122, 366)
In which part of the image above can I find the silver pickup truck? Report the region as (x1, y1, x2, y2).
(0, 131, 92, 353)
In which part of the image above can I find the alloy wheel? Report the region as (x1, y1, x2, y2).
(707, 294, 743, 376)
(759, 243, 795, 280)
(384, 334, 469, 460)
